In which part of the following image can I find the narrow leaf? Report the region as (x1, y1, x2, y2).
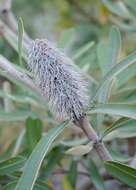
(0, 109, 32, 121)
(68, 160, 78, 189)
(86, 159, 107, 190)
(102, 0, 131, 19)
(18, 17, 24, 67)
(0, 156, 26, 175)
(89, 103, 136, 119)
(63, 176, 74, 190)
(15, 121, 68, 190)
(66, 142, 93, 156)
(105, 161, 136, 188)
(91, 51, 136, 103)
(2, 180, 53, 190)
(25, 117, 43, 152)
(102, 118, 136, 138)
(58, 28, 75, 48)
(73, 41, 95, 60)
(97, 26, 121, 128)
(42, 146, 64, 180)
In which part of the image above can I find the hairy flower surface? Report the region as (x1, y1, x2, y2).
(28, 39, 89, 121)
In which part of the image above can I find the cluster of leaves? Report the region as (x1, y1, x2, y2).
(0, 0, 136, 190)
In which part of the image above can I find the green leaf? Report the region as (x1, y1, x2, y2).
(107, 146, 131, 162)
(61, 137, 88, 147)
(73, 41, 94, 60)
(97, 26, 121, 128)
(102, 0, 131, 19)
(0, 109, 32, 121)
(105, 161, 136, 188)
(89, 103, 136, 119)
(91, 51, 136, 103)
(25, 117, 43, 152)
(86, 159, 107, 190)
(58, 28, 75, 48)
(15, 121, 68, 190)
(0, 156, 26, 175)
(117, 63, 136, 87)
(103, 119, 136, 140)
(12, 129, 25, 157)
(0, 20, 27, 61)
(65, 142, 93, 156)
(2, 180, 53, 190)
(124, 0, 136, 13)
(42, 146, 64, 180)
(68, 160, 78, 189)
(102, 118, 136, 138)
(97, 26, 121, 76)
(63, 176, 74, 190)
(18, 17, 24, 67)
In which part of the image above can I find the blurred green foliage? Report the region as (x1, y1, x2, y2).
(0, 0, 136, 190)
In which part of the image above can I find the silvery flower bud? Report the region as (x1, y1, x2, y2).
(27, 39, 89, 122)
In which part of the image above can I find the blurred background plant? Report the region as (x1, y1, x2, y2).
(0, 0, 136, 190)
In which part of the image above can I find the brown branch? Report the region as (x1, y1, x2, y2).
(78, 116, 113, 161)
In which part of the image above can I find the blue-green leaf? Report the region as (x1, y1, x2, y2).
(105, 161, 136, 189)
(18, 17, 24, 67)
(15, 121, 68, 190)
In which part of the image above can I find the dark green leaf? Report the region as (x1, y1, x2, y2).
(18, 17, 24, 67)
(42, 146, 64, 180)
(86, 159, 107, 190)
(68, 160, 78, 189)
(25, 117, 43, 152)
(105, 161, 136, 188)
(0, 156, 26, 175)
(2, 180, 53, 190)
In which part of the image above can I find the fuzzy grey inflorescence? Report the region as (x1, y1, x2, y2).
(27, 39, 89, 122)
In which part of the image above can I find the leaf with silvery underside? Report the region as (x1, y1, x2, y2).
(65, 142, 93, 156)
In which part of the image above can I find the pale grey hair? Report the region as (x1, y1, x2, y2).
(27, 39, 89, 122)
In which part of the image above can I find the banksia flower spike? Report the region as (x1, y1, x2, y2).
(27, 39, 89, 123)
